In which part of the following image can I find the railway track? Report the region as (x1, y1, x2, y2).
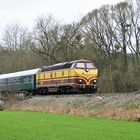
(3, 92, 140, 121)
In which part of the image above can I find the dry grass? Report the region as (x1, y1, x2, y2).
(94, 108, 140, 121)
(7, 103, 140, 121)
(5, 93, 140, 121)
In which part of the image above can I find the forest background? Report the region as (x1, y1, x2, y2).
(0, 0, 139, 93)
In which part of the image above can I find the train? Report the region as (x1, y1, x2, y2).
(0, 59, 98, 95)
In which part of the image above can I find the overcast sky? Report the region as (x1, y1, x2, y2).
(0, 0, 124, 32)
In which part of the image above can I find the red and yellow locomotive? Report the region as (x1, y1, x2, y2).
(36, 60, 98, 94)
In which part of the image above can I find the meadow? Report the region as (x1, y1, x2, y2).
(0, 111, 139, 140)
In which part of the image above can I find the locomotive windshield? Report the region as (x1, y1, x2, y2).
(76, 63, 85, 69)
(86, 63, 95, 69)
(75, 62, 95, 69)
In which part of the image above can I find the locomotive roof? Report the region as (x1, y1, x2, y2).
(70, 59, 92, 63)
(40, 59, 93, 72)
(42, 59, 92, 68)
(0, 68, 40, 79)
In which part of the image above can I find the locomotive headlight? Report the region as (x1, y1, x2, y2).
(79, 79, 82, 83)
(94, 80, 97, 83)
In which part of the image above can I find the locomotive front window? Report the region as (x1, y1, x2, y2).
(86, 63, 95, 69)
(76, 63, 85, 69)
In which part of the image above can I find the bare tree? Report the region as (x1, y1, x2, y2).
(31, 15, 82, 64)
(58, 23, 82, 61)
(31, 15, 63, 64)
(127, 0, 140, 72)
(1, 24, 34, 72)
(81, 1, 140, 92)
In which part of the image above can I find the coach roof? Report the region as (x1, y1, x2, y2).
(0, 68, 40, 79)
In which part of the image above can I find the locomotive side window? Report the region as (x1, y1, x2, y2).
(41, 66, 52, 72)
(64, 63, 73, 69)
(52, 65, 64, 70)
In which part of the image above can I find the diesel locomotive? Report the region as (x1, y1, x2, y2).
(0, 60, 98, 95)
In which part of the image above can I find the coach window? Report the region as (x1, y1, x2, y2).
(14, 78, 16, 83)
(19, 78, 21, 82)
(28, 76, 31, 82)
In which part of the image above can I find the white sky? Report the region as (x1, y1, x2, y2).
(0, 0, 124, 32)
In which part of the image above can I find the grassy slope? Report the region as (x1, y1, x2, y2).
(0, 111, 139, 140)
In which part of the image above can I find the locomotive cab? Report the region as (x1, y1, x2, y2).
(74, 62, 98, 79)
(69, 60, 98, 92)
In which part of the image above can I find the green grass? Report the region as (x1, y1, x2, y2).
(0, 111, 139, 140)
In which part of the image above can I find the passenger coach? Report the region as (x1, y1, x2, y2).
(0, 69, 39, 94)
